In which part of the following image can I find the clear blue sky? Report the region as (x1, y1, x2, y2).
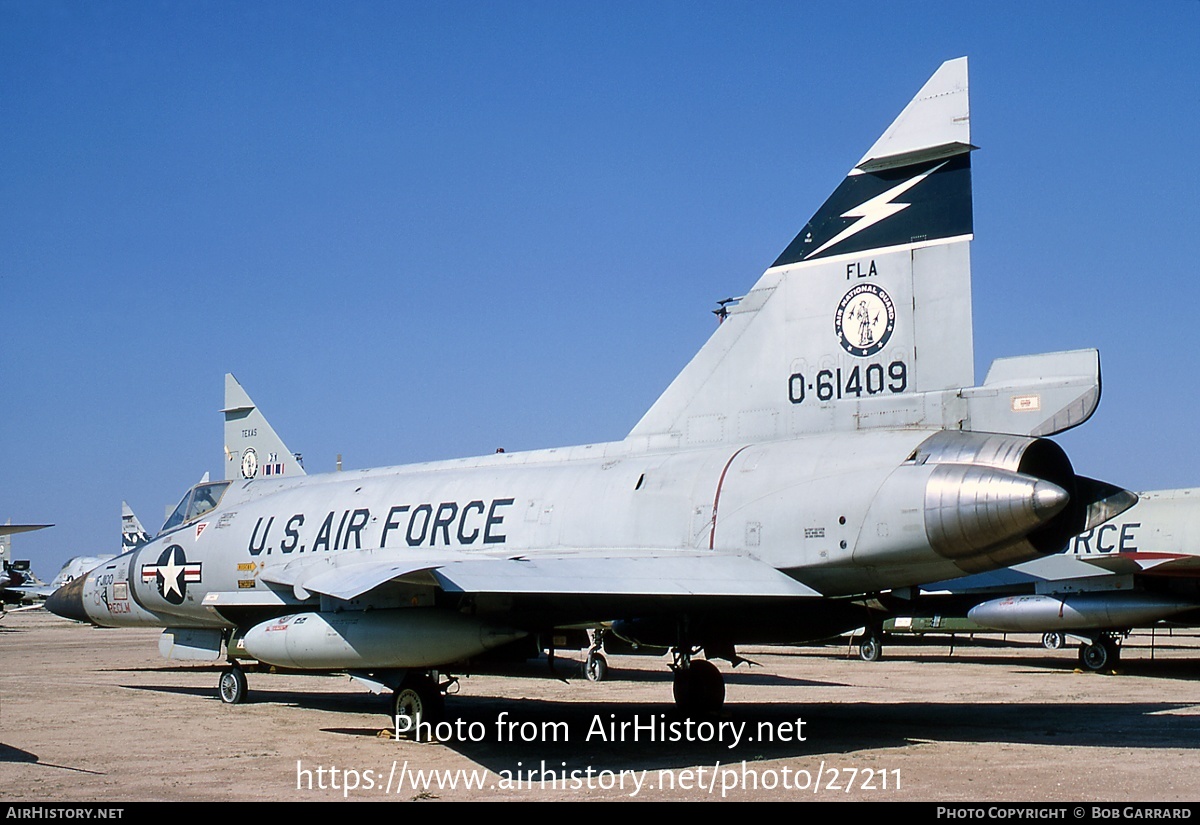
(3, 1, 1198, 577)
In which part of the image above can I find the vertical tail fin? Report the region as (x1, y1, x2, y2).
(222, 374, 306, 480)
(628, 58, 976, 448)
(121, 501, 150, 551)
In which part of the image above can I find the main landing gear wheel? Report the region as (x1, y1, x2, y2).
(392, 674, 445, 740)
(1042, 632, 1065, 650)
(1078, 636, 1120, 672)
(672, 659, 725, 715)
(218, 666, 248, 705)
(584, 651, 608, 682)
(858, 635, 883, 662)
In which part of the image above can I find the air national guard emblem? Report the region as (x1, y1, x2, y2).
(835, 283, 896, 357)
(241, 447, 258, 479)
(140, 545, 202, 605)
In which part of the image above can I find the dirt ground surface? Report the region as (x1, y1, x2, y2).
(3, 610, 1200, 803)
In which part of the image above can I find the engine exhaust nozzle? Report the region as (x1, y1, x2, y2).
(925, 465, 1069, 561)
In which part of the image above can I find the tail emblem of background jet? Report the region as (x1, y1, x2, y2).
(140, 545, 201, 605)
(240, 448, 258, 479)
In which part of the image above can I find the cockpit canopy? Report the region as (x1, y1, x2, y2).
(160, 481, 231, 535)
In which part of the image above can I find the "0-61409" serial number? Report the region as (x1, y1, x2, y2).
(788, 361, 908, 404)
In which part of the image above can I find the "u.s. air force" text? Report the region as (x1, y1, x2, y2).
(247, 498, 515, 555)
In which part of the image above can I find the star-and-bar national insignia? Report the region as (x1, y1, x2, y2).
(140, 544, 202, 605)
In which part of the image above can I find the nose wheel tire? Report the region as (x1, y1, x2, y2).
(218, 666, 248, 705)
(1042, 632, 1065, 650)
(858, 635, 883, 662)
(584, 651, 608, 682)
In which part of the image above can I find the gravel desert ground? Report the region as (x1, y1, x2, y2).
(3, 610, 1200, 802)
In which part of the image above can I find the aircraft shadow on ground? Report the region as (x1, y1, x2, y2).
(0, 742, 39, 763)
(107, 658, 843, 689)
(314, 695, 1200, 776)
(119, 682, 388, 714)
(115, 667, 1200, 774)
(0, 742, 106, 775)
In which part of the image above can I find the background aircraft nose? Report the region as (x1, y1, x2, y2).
(46, 576, 89, 623)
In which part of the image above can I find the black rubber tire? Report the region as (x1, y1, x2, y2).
(218, 666, 248, 705)
(1079, 641, 1110, 672)
(584, 652, 608, 682)
(859, 635, 883, 662)
(1103, 637, 1121, 669)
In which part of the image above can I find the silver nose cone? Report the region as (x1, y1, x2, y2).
(46, 576, 90, 623)
(1032, 480, 1070, 520)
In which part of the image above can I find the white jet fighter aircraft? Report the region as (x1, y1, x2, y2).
(49, 57, 1133, 726)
